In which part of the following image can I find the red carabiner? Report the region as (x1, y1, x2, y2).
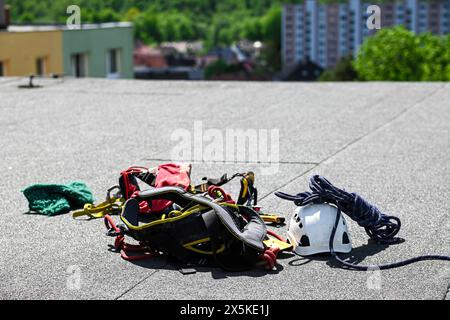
(120, 249, 158, 261)
(267, 230, 287, 242)
(260, 246, 281, 270)
(208, 186, 234, 203)
(104, 214, 120, 233)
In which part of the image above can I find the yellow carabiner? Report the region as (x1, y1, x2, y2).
(168, 210, 183, 218)
(260, 214, 286, 225)
(72, 197, 124, 219)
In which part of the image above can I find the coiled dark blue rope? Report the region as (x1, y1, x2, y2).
(276, 175, 450, 270)
(276, 175, 401, 244)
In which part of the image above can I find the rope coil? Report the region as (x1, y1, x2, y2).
(276, 175, 401, 244)
(276, 175, 450, 270)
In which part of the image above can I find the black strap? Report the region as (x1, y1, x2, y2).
(201, 209, 257, 272)
(136, 171, 157, 186)
(122, 199, 140, 227)
(194, 173, 244, 193)
(202, 210, 221, 256)
(237, 181, 257, 206)
(202, 210, 230, 270)
(136, 187, 266, 251)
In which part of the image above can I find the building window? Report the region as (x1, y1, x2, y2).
(36, 57, 46, 76)
(71, 53, 89, 78)
(106, 49, 121, 79)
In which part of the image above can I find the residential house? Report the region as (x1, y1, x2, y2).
(0, 2, 133, 79)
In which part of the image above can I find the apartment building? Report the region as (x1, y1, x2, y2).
(282, 0, 450, 69)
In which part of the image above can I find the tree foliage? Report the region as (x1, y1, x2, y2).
(6, 1, 285, 49)
(5, 0, 288, 70)
(319, 55, 358, 81)
(6, 1, 446, 78)
(354, 26, 450, 81)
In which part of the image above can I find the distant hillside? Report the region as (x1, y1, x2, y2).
(3, 0, 393, 72)
(4, 1, 391, 43)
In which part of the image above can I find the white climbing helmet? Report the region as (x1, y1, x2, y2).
(287, 203, 352, 256)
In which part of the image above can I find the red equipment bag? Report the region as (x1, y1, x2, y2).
(119, 163, 192, 214)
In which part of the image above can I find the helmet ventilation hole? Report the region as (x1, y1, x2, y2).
(342, 232, 350, 244)
(299, 235, 310, 247)
(299, 222, 303, 228)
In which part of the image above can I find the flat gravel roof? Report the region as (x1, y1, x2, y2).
(0, 77, 449, 300)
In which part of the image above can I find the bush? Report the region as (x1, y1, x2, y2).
(354, 26, 450, 81)
(319, 55, 358, 81)
(204, 59, 241, 79)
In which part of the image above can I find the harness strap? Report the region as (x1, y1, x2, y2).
(104, 214, 158, 261)
(133, 187, 267, 252)
(237, 172, 257, 206)
(201, 209, 261, 272)
(202, 210, 221, 259)
(194, 173, 244, 193)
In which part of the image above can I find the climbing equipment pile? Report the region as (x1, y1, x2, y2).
(276, 175, 450, 270)
(76, 163, 290, 271)
(24, 166, 448, 273)
(74, 164, 286, 226)
(109, 187, 277, 271)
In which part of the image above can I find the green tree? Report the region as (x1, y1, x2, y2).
(5, 0, 291, 72)
(354, 26, 450, 81)
(319, 55, 358, 81)
(18, 12, 35, 23)
(133, 11, 161, 43)
(204, 59, 229, 79)
(93, 8, 121, 23)
(417, 32, 450, 81)
(124, 7, 141, 22)
(259, 5, 282, 72)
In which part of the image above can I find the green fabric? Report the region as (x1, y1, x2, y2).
(22, 182, 95, 216)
